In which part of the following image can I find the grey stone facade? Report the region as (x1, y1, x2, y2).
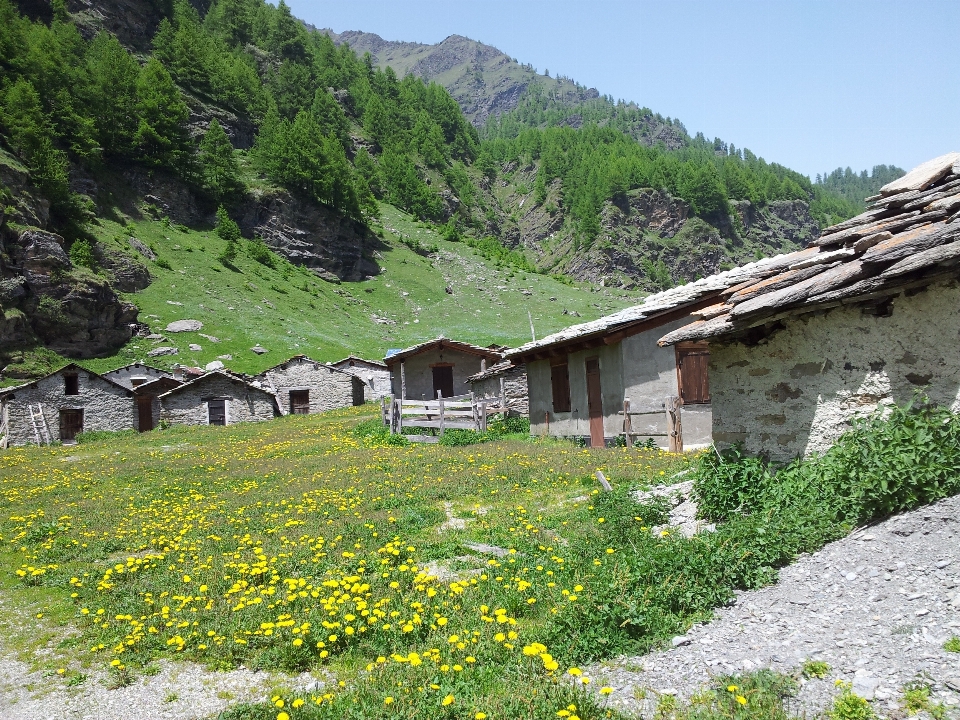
(257, 356, 363, 414)
(469, 363, 529, 416)
(102, 363, 173, 390)
(331, 356, 390, 401)
(706, 279, 960, 463)
(0, 364, 134, 447)
(159, 372, 278, 427)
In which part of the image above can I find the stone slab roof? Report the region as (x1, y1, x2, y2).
(659, 152, 960, 347)
(383, 337, 504, 366)
(330, 355, 388, 369)
(505, 252, 812, 360)
(466, 360, 522, 382)
(158, 370, 277, 400)
(0, 363, 131, 399)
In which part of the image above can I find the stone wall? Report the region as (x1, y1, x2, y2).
(1, 368, 133, 446)
(709, 280, 960, 462)
(260, 358, 360, 414)
(471, 365, 529, 416)
(332, 360, 391, 401)
(160, 374, 277, 427)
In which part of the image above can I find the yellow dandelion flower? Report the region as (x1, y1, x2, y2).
(442, 694, 454, 706)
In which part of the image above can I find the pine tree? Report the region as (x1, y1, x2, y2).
(134, 58, 191, 169)
(216, 204, 241, 265)
(85, 32, 140, 158)
(199, 119, 242, 201)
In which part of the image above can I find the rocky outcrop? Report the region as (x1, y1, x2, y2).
(1, 227, 137, 357)
(238, 189, 383, 282)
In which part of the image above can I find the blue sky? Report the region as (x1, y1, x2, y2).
(285, 0, 959, 180)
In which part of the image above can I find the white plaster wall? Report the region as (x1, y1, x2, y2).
(2, 370, 134, 446)
(160, 375, 277, 426)
(470, 366, 529, 416)
(710, 280, 960, 462)
(261, 359, 357, 414)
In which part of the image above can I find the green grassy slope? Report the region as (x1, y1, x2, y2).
(80, 203, 644, 376)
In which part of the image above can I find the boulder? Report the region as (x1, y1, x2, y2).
(250, 345, 268, 355)
(148, 346, 178, 357)
(166, 319, 202, 333)
(205, 360, 225, 371)
(128, 238, 157, 261)
(188, 343, 202, 351)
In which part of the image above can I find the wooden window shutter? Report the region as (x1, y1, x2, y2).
(676, 344, 710, 404)
(550, 360, 571, 413)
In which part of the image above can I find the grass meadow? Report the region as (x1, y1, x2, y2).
(0, 406, 694, 719)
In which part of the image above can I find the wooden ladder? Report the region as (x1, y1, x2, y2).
(28, 404, 51, 446)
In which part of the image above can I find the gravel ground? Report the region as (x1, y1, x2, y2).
(0, 653, 324, 720)
(589, 493, 960, 718)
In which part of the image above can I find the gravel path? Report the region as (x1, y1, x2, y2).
(589, 493, 960, 718)
(0, 652, 323, 720)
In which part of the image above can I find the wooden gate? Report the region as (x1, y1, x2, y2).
(137, 396, 154, 432)
(585, 357, 604, 448)
(59, 409, 83, 443)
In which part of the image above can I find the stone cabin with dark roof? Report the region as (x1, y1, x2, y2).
(256, 355, 364, 415)
(158, 371, 279, 427)
(467, 361, 529, 417)
(658, 152, 960, 462)
(384, 338, 504, 401)
(0, 364, 135, 447)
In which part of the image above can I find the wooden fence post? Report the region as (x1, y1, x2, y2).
(666, 395, 683, 453)
(400, 362, 406, 401)
(437, 390, 445, 437)
(499, 376, 506, 416)
(396, 397, 403, 434)
(623, 398, 633, 448)
(481, 400, 488, 432)
(382, 396, 389, 430)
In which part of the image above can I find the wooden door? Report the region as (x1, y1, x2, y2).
(289, 390, 310, 414)
(208, 399, 226, 426)
(585, 358, 604, 448)
(677, 346, 710, 404)
(59, 409, 83, 442)
(432, 365, 454, 399)
(137, 396, 154, 432)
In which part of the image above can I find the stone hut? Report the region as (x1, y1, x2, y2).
(0, 363, 134, 447)
(102, 363, 173, 391)
(468, 361, 529, 417)
(384, 338, 504, 400)
(330, 356, 391, 401)
(256, 355, 364, 415)
(158, 371, 278, 427)
(658, 152, 960, 462)
(506, 256, 805, 448)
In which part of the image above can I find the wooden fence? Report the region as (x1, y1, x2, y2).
(382, 392, 512, 443)
(619, 396, 684, 452)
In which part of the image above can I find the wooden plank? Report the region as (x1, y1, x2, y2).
(397, 420, 475, 430)
(400, 362, 406, 400)
(666, 396, 683, 453)
(438, 391, 445, 437)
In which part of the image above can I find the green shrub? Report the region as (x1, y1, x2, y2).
(827, 683, 876, 720)
(437, 429, 488, 446)
(944, 636, 960, 653)
(353, 418, 408, 446)
(76, 429, 137, 444)
(802, 660, 830, 678)
(155, 257, 172, 270)
(247, 239, 275, 267)
(69, 239, 96, 269)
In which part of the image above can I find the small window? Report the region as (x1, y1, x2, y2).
(550, 359, 571, 413)
(677, 344, 710, 404)
(64, 374, 79, 396)
(290, 390, 310, 415)
(208, 399, 226, 426)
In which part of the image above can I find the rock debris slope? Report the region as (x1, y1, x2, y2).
(590, 493, 960, 717)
